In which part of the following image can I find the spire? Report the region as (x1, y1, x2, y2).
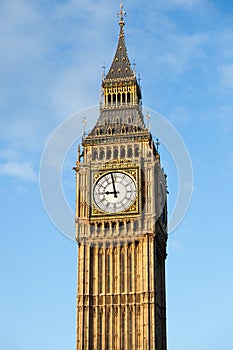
(83, 4, 146, 141)
(105, 3, 134, 81)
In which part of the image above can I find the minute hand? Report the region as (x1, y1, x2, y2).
(111, 173, 118, 198)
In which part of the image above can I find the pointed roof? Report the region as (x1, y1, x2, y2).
(105, 8, 134, 81)
(83, 4, 148, 143)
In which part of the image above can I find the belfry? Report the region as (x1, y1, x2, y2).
(74, 4, 168, 349)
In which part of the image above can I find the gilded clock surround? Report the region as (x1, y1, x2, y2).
(75, 5, 168, 350)
(91, 166, 140, 218)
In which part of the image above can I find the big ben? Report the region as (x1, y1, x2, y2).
(74, 4, 168, 350)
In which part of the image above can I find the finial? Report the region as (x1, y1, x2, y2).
(138, 73, 141, 87)
(146, 112, 150, 131)
(133, 59, 136, 74)
(156, 138, 160, 152)
(117, 3, 126, 26)
(82, 117, 87, 136)
(102, 62, 106, 79)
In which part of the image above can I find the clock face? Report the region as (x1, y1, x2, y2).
(93, 171, 137, 213)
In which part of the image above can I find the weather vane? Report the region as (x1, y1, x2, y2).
(117, 3, 126, 25)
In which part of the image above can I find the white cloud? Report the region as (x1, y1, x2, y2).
(158, 32, 207, 75)
(156, 0, 211, 11)
(219, 63, 233, 93)
(0, 161, 37, 182)
(170, 105, 190, 124)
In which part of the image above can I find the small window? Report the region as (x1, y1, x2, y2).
(113, 148, 119, 159)
(106, 148, 112, 160)
(121, 126, 126, 134)
(134, 146, 139, 157)
(127, 147, 132, 158)
(120, 147, 125, 158)
(92, 149, 98, 160)
(100, 149, 105, 160)
(134, 220, 139, 231)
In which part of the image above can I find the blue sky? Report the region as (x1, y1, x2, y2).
(1, 0, 233, 349)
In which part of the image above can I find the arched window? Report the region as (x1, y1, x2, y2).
(121, 252, 125, 292)
(99, 311, 103, 348)
(117, 93, 121, 103)
(104, 222, 110, 231)
(107, 127, 112, 135)
(108, 94, 111, 104)
(113, 94, 116, 103)
(119, 221, 124, 231)
(128, 116, 132, 124)
(107, 253, 111, 293)
(134, 145, 139, 158)
(134, 220, 139, 231)
(106, 148, 112, 160)
(121, 310, 125, 349)
(121, 126, 126, 134)
(99, 149, 105, 160)
(97, 222, 102, 234)
(127, 92, 131, 103)
(129, 310, 133, 348)
(92, 149, 98, 160)
(127, 146, 133, 158)
(113, 147, 118, 159)
(122, 93, 126, 103)
(129, 252, 133, 292)
(112, 222, 117, 232)
(120, 147, 125, 158)
(99, 251, 103, 293)
(90, 223, 95, 234)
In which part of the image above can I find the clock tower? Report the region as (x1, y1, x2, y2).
(74, 4, 168, 349)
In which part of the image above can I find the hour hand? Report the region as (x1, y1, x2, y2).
(111, 173, 118, 198)
(106, 191, 120, 195)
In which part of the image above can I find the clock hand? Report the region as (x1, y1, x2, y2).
(111, 173, 118, 198)
(106, 191, 120, 195)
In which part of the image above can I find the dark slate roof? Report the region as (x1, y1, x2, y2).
(97, 107, 145, 129)
(86, 106, 146, 139)
(105, 25, 135, 81)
